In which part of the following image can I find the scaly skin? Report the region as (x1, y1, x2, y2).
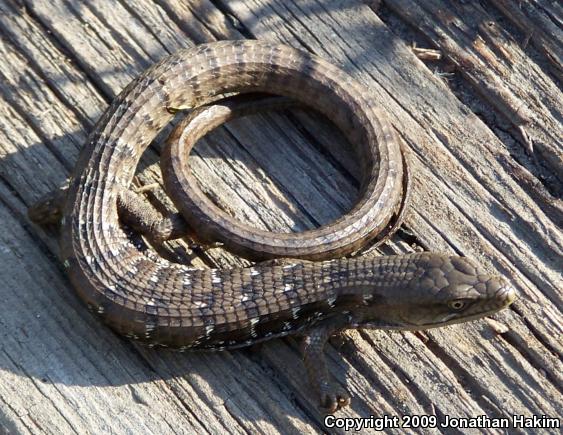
(28, 40, 516, 412)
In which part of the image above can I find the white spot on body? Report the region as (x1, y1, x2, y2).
(205, 325, 215, 336)
(250, 268, 260, 277)
(282, 263, 297, 270)
(291, 307, 301, 319)
(101, 221, 114, 231)
(284, 283, 294, 292)
(194, 301, 208, 308)
(327, 295, 337, 307)
(211, 270, 222, 284)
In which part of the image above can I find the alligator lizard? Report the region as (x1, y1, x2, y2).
(28, 40, 516, 412)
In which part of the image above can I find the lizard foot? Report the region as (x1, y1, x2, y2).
(28, 185, 68, 226)
(319, 382, 351, 413)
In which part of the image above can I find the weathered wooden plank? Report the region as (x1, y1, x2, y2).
(0, 0, 560, 433)
(382, 0, 562, 191)
(489, 0, 563, 74)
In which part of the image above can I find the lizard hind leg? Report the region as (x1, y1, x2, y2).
(28, 185, 68, 226)
(117, 189, 190, 242)
(118, 188, 223, 256)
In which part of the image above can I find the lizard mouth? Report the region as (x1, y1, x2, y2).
(360, 308, 505, 331)
(358, 290, 517, 331)
(416, 307, 510, 329)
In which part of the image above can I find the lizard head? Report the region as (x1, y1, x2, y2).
(356, 254, 517, 330)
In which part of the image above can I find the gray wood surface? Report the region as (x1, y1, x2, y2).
(0, 0, 561, 433)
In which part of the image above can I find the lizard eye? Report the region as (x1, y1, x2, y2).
(448, 300, 467, 310)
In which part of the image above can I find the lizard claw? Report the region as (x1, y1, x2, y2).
(188, 241, 224, 251)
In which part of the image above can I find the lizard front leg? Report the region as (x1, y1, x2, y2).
(301, 315, 351, 413)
